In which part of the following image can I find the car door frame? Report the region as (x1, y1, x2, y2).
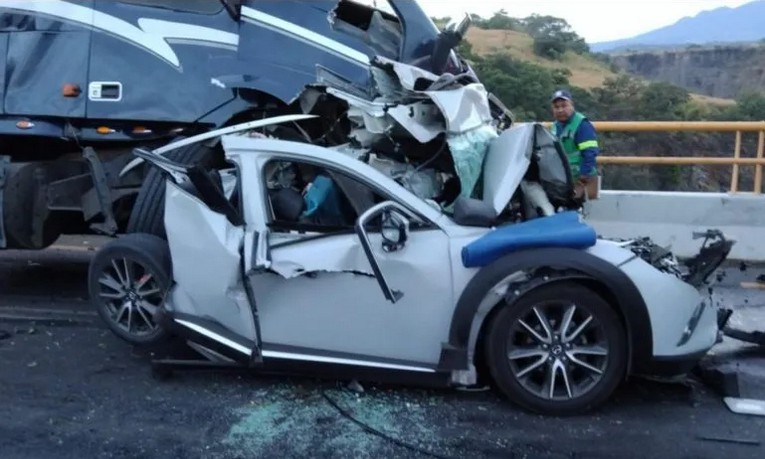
(222, 133, 450, 285)
(222, 134, 462, 368)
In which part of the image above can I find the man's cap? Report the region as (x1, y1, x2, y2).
(551, 89, 573, 103)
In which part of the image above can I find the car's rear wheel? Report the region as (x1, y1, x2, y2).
(88, 233, 173, 346)
(485, 281, 627, 415)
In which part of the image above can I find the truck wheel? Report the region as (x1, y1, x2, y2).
(88, 233, 172, 346)
(126, 141, 215, 238)
(484, 281, 627, 416)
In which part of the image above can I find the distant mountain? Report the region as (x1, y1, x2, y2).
(591, 0, 765, 53)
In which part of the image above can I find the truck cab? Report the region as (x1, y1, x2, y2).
(0, 0, 482, 250)
(0, 0, 458, 133)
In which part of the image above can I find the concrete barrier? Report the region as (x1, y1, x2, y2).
(584, 190, 765, 261)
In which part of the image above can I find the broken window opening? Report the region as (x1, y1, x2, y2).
(330, 0, 403, 61)
(263, 158, 388, 236)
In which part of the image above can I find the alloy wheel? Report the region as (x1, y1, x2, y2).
(95, 256, 165, 338)
(506, 300, 609, 401)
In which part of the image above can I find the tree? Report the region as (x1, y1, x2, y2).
(522, 14, 590, 59)
(483, 10, 521, 30)
(733, 90, 765, 120)
(533, 36, 567, 60)
(638, 82, 690, 120)
(471, 53, 572, 120)
(590, 75, 644, 120)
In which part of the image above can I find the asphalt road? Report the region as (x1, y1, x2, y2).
(1, 237, 765, 459)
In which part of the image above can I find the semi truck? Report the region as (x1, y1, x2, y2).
(0, 0, 508, 248)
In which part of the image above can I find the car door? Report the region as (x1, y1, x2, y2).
(229, 140, 455, 371)
(132, 146, 262, 364)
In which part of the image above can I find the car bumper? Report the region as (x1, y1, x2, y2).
(646, 308, 733, 376)
(618, 256, 727, 376)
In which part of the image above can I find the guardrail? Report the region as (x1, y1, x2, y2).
(571, 121, 765, 194)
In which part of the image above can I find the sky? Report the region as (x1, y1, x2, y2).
(415, 0, 754, 43)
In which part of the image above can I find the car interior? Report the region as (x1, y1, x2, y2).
(264, 159, 387, 233)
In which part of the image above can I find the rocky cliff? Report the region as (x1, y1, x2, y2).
(610, 44, 765, 99)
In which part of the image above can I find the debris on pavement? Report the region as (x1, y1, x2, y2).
(740, 281, 765, 289)
(347, 379, 365, 393)
(698, 358, 765, 401)
(697, 433, 761, 445)
(723, 397, 765, 417)
(723, 327, 765, 347)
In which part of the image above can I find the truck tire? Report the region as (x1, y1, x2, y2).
(126, 141, 215, 238)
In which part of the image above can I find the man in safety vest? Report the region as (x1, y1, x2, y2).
(550, 89, 600, 200)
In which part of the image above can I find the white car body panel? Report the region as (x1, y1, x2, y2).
(164, 181, 257, 342)
(619, 257, 716, 357)
(265, 233, 374, 279)
(251, 227, 453, 364)
(482, 123, 533, 215)
(583, 239, 716, 358)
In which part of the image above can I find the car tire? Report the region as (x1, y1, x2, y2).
(126, 141, 215, 238)
(485, 281, 627, 416)
(88, 233, 173, 347)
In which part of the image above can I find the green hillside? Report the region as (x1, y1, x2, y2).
(462, 26, 735, 107)
(465, 27, 616, 89)
(445, 13, 765, 193)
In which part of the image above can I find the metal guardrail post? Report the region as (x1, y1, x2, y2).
(755, 131, 764, 195)
(731, 131, 741, 193)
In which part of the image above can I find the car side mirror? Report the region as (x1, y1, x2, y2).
(381, 210, 409, 253)
(355, 201, 420, 303)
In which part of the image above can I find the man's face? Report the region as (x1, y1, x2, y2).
(552, 98, 574, 122)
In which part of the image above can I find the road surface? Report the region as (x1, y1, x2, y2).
(1, 236, 764, 459)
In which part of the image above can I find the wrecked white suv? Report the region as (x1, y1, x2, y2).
(87, 57, 733, 416)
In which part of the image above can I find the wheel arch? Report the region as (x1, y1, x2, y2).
(440, 247, 653, 377)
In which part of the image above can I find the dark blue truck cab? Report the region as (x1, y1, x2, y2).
(0, 0, 494, 248)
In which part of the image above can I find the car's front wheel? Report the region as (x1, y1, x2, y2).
(485, 281, 627, 415)
(88, 233, 173, 346)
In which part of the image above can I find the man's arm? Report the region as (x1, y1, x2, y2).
(574, 119, 599, 177)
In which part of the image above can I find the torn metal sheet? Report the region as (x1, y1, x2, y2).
(425, 84, 493, 134)
(267, 233, 374, 279)
(373, 55, 439, 91)
(481, 123, 534, 214)
(386, 102, 444, 143)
